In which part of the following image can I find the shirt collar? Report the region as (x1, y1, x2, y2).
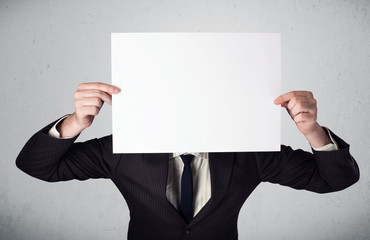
(170, 152, 208, 159)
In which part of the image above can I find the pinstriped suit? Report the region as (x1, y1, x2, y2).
(16, 116, 360, 240)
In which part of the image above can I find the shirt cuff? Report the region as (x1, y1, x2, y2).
(311, 126, 339, 151)
(48, 114, 72, 139)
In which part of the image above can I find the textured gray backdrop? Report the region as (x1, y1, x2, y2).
(1, 0, 369, 239)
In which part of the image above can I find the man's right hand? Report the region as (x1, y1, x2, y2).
(57, 82, 120, 138)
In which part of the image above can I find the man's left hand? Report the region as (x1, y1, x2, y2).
(273, 91, 318, 136)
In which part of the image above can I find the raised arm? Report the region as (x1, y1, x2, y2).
(256, 91, 360, 193)
(16, 82, 121, 182)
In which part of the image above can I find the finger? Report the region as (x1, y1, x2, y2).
(76, 97, 104, 109)
(77, 82, 120, 95)
(287, 96, 310, 110)
(75, 89, 112, 105)
(290, 102, 314, 119)
(281, 102, 289, 109)
(293, 112, 316, 124)
(274, 91, 313, 105)
(78, 106, 100, 117)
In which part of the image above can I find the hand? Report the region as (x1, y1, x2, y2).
(57, 82, 120, 138)
(273, 91, 318, 136)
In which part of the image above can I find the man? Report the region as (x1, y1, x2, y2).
(16, 82, 359, 240)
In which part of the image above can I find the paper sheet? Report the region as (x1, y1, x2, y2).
(112, 33, 281, 153)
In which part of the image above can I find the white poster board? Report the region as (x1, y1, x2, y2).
(112, 33, 281, 153)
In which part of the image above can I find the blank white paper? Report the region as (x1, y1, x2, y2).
(111, 33, 281, 153)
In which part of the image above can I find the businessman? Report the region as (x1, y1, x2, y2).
(16, 82, 360, 240)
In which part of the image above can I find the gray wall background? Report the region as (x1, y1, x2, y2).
(1, 0, 369, 239)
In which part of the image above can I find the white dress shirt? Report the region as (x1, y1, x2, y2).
(48, 114, 338, 217)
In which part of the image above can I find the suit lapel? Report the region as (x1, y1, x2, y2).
(187, 152, 234, 227)
(143, 153, 186, 226)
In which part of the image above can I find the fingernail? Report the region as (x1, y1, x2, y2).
(114, 88, 120, 93)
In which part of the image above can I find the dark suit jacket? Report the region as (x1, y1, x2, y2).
(16, 116, 360, 240)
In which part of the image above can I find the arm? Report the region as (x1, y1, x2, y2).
(255, 128, 359, 193)
(261, 91, 360, 193)
(16, 82, 121, 182)
(16, 116, 115, 182)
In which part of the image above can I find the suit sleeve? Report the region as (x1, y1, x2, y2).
(16, 116, 116, 182)
(255, 128, 360, 193)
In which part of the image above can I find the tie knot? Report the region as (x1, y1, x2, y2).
(180, 154, 194, 166)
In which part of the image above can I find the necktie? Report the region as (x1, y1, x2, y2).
(180, 154, 194, 223)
